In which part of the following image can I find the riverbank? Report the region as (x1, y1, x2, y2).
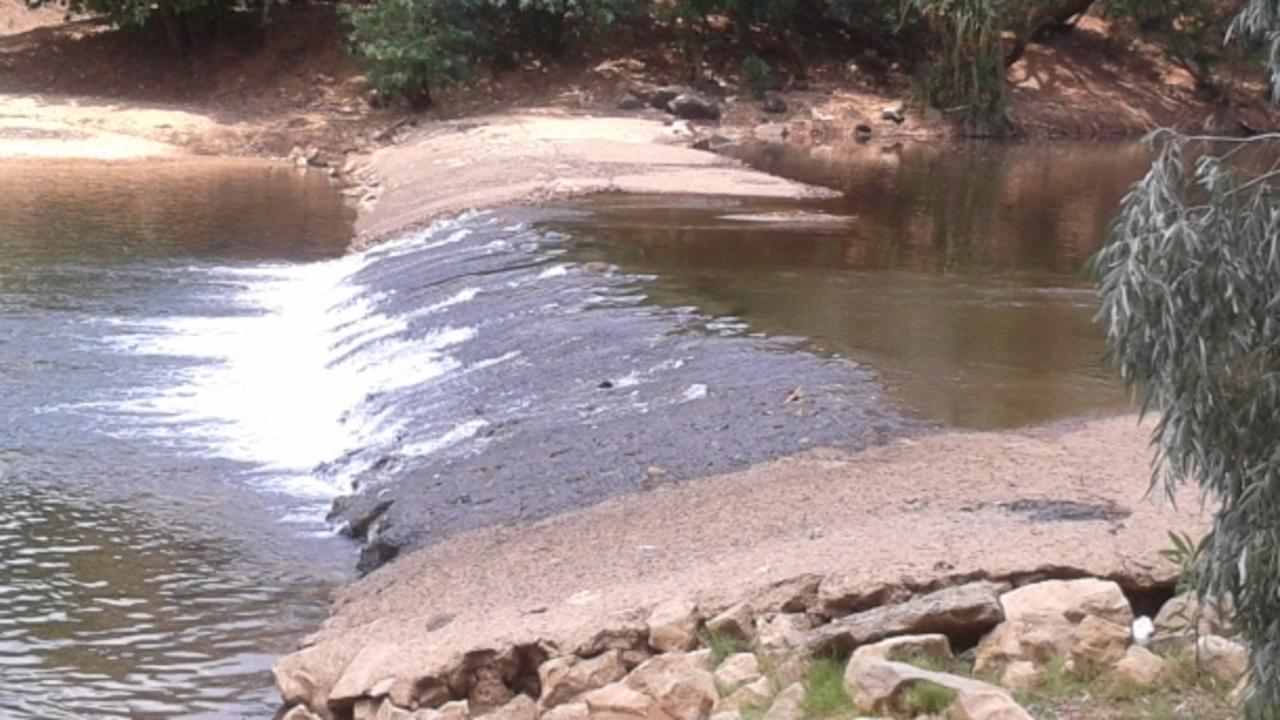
(274, 414, 1206, 718)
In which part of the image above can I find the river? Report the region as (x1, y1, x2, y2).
(1, 142, 1151, 717)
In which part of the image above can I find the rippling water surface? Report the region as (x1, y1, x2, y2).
(1, 143, 1153, 716)
(0, 160, 357, 718)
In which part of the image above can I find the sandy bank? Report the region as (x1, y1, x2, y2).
(350, 110, 837, 245)
(0, 94, 235, 159)
(275, 414, 1204, 714)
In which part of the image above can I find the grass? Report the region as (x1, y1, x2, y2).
(800, 657, 855, 718)
(898, 681, 958, 717)
(704, 629, 752, 667)
(888, 647, 974, 676)
(1012, 651, 1238, 720)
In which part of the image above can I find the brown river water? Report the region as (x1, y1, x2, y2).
(0, 142, 1150, 717)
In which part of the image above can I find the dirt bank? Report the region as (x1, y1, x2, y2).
(275, 414, 1203, 715)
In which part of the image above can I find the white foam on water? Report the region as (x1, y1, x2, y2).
(401, 419, 489, 458)
(99, 240, 480, 503)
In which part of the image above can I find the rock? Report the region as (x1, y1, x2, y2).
(752, 122, 789, 144)
(710, 712, 744, 720)
(949, 690, 1035, 720)
(851, 634, 953, 665)
(617, 94, 646, 111)
(843, 658, 1029, 718)
(714, 653, 762, 692)
(1114, 646, 1168, 688)
(762, 95, 788, 114)
(648, 86, 688, 110)
(707, 603, 755, 643)
(756, 613, 812, 656)
(540, 703, 589, 720)
(1197, 635, 1249, 684)
(435, 701, 471, 720)
(538, 651, 627, 708)
(975, 579, 1134, 673)
(582, 682, 659, 716)
(1002, 579, 1133, 627)
(715, 676, 771, 712)
(281, 706, 323, 720)
(1069, 615, 1131, 670)
(668, 93, 722, 121)
(880, 106, 905, 124)
(686, 648, 713, 670)
(1153, 594, 1233, 640)
(626, 652, 718, 720)
(761, 682, 805, 720)
(648, 598, 700, 653)
(802, 582, 1006, 656)
(468, 666, 515, 710)
(999, 661, 1039, 692)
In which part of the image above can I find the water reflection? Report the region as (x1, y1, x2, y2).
(553, 142, 1151, 428)
(0, 159, 355, 718)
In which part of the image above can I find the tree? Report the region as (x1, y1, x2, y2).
(28, 0, 263, 50)
(1094, 2, 1280, 716)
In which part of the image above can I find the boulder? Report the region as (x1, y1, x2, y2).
(538, 650, 627, 708)
(1197, 635, 1249, 684)
(851, 634, 953, 665)
(540, 703, 589, 720)
(710, 712, 744, 720)
(843, 658, 1030, 719)
(281, 706, 323, 720)
(668, 94, 722, 121)
(975, 579, 1134, 673)
(648, 598, 700, 653)
(582, 682, 662, 717)
(1069, 615, 1131, 670)
(617, 94, 646, 111)
(1153, 594, 1233, 643)
(715, 653, 762, 692)
(435, 701, 471, 720)
(1114, 646, 1168, 688)
(803, 582, 1005, 656)
(626, 652, 718, 720)
(1001, 579, 1133, 627)
(761, 682, 805, 720)
(756, 613, 812, 656)
(479, 695, 536, 720)
(714, 677, 771, 712)
(707, 603, 755, 643)
(880, 106, 905, 124)
(999, 661, 1039, 692)
(648, 87, 688, 110)
(949, 690, 1035, 720)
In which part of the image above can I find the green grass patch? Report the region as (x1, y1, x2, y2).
(800, 657, 855, 718)
(703, 629, 752, 667)
(898, 680, 957, 717)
